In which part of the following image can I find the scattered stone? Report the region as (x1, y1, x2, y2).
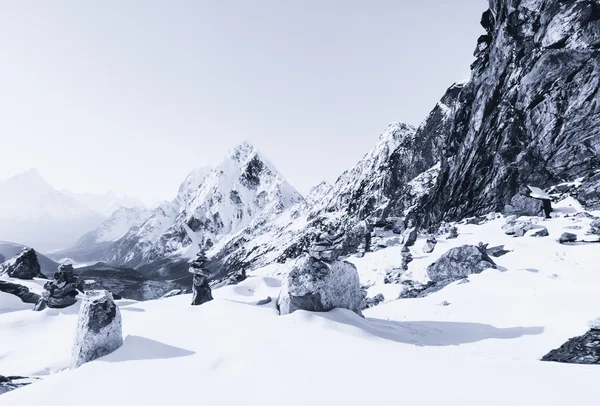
(426, 245, 496, 283)
(465, 216, 486, 225)
(361, 293, 385, 310)
(399, 280, 447, 298)
(574, 212, 595, 219)
(227, 268, 247, 285)
(439, 300, 451, 306)
(422, 237, 437, 253)
(531, 227, 549, 237)
(589, 219, 600, 235)
(190, 252, 213, 306)
(384, 267, 403, 284)
(0, 248, 43, 280)
(256, 296, 272, 306)
(277, 255, 362, 316)
(564, 225, 583, 230)
(502, 216, 533, 237)
(34, 264, 83, 311)
(541, 329, 600, 364)
(0, 280, 41, 304)
(559, 232, 578, 244)
(71, 290, 123, 368)
(447, 226, 459, 239)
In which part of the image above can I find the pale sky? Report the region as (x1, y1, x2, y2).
(0, 0, 487, 205)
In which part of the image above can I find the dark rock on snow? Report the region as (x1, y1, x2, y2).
(422, 237, 437, 253)
(542, 329, 600, 365)
(71, 290, 123, 368)
(446, 226, 459, 239)
(589, 218, 600, 235)
(485, 244, 511, 257)
(190, 252, 213, 306)
(34, 264, 84, 311)
(0, 375, 37, 395)
(256, 296, 272, 306)
(0, 248, 43, 280)
(0, 280, 41, 305)
(531, 227, 550, 237)
(559, 232, 578, 244)
(361, 293, 385, 310)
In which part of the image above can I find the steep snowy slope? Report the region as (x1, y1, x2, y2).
(105, 143, 303, 273)
(0, 170, 105, 251)
(1, 201, 599, 405)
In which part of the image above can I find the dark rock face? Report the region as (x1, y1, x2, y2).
(414, 0, 600, 224)
(427, 245, 496, 283)
(0, 248, 42, 280)
(34, 264, 83, 311)
(0, 375, 36, 395)
(277, 256, 362, 316)
(0, 281, 41, 305)
(71, 290, 123, 368)
(542, 329, 600, 364)
(190, 252, 213, 306)
(559, 232, 578, 243)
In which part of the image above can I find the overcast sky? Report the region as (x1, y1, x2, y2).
(0, 0, 487, 205)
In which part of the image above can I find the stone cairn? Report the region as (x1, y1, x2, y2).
(190, 251, 213, 306)
(308, 232, 342, 262)
(34, 264, 84, 311)
(401, 245, 413, 271)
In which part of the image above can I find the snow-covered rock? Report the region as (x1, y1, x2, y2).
(34, 264, 83, 310)
(502, 217, 534, 237)
(277, 256, 362, 316)
(71, 290, 123, 369)
(0, 248, 43, 280)
(426, 245, 496, 283)
(422, 237, 437, 253)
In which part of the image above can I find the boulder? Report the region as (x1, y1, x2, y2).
(559, 232, 578, 244)
(541, 329, 600, 364)
(589, 218, 600, 235)
(277, 256, 362, 316)
(402, 227, 417, 247)
(71, 290, 123, 368)
(34, 264, 83, 310)
(502, 216, 533, 237)
(531, 227, 549, 237)
(0, 248, 43, 280)
(504, 192, 544, 217)
(0, 280, 41, 304)
(427, 245, 496, 283)
(422, 237, 437, 253)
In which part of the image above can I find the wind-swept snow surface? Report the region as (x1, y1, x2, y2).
(1, 201, 599, 405)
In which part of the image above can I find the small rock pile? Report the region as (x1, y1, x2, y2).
(190, 252, 213, 306)
(34, 264, 83, 311)
(502, 215, 533, 237)
(400, 245, 413, 271)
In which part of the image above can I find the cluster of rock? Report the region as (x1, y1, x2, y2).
(71, 290, 123, 368)
(361, 293, 384, 310)
(190, 252, 213, 306)
(502, 216, 534, 237)
(277, 234, 363, 316)
(34, 264, 84, 311)
(0, 248, 44, 280)
(400, 246, 413, 271)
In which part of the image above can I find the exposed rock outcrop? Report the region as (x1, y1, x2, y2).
(542, 329, 600, 364)
(71, 290, 123, 368)
(0, 248, 43, 280)
(0, 281, 40, 305)
(190, 252, 213, 306)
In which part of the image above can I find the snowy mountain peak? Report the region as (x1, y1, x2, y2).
(4, 169, 53, 193)
(228, 140, 258, 163)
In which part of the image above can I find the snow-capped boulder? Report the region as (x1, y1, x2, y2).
(502, 216, 533, 237)
(426, 245, 496, 283)
(447, 226, 458, 239)
(422, 237, 437, 253)
(559, 232, 578, 244)
(71, 290, 123, 368)
(190, 253, 213, 306)
(34, 264, 83, 311)
(277, 256, 362, 316)
(542, 329, 600, 365)
(0, 248, 43, 280)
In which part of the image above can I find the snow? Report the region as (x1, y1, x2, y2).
(527, 185, 551, 200)
(1, 200, 599, 404)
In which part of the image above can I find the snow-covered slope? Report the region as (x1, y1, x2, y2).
(105, 143, 303, 272)
(0, 170, 105, 252)
(1, 200, 599, 405)
(63, 190, 145, 217)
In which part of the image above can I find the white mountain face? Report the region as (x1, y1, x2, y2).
(63, 190, 146, 217)
(105, 143, 303, 269)
(0, 170, 105, 252)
